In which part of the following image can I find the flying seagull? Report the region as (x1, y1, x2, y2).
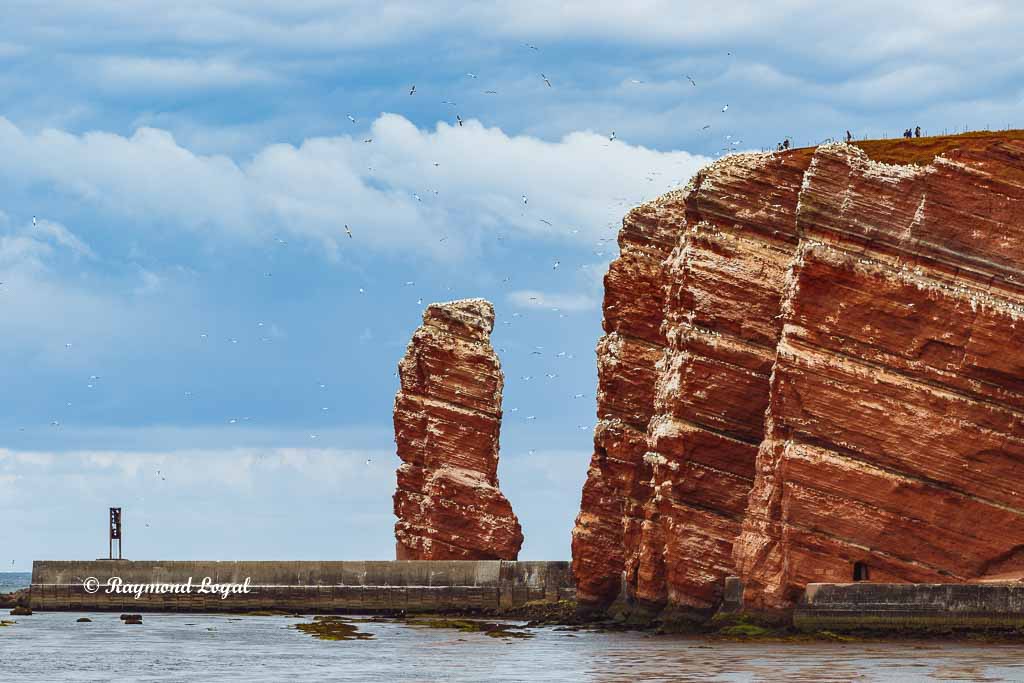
(721, 104, 729, 112)
(686, 75, 697, 87)
(456, 114, 463, 127)
(541, 73, 552, 87)
(347, 114, 356, 123)
(409, 84, 416, 95)
(345, 225, 353, 239)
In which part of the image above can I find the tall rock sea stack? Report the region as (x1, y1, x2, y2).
(393, 299, 523, 560)
(573, 132, 1024, 619)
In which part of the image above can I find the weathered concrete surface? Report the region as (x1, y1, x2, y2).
(394, 299, 523, 561)
(29, 560, 572, 612)
(796, 583, 1024, 631)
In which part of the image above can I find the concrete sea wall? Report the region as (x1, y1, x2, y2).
(30, 560, 573, 613)
(795, 583, 1024, 631)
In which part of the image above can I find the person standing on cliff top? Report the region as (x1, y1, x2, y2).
(915, 126, 921, 138)
(846, 130, 852, 143)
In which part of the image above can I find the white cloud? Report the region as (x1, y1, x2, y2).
(0, 446, 392, 492)
(507, 289, 598, 312)
(0, 114, 708, 259)
(91, 57, 276, 91)
(8, 2, 1020, 64)
(33, 219, 96, 259)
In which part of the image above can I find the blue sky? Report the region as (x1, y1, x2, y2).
(1, 1, 1022, 570)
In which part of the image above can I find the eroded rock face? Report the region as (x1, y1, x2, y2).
(734, 141, 1024, 610)
(631, 151, 810, 613)
(570, 196, 682, 607)
(575, 133, 1024, 617)
(393, 299, 523, 561)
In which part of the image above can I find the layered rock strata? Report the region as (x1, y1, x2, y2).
(393, 299, 523, 561)
(734, 141, 1024, 609)
(632, 151, 811, 613)
(574, 132, 1024, 616)
(571, 198, 680, 606)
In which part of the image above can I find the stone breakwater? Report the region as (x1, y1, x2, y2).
(572, 132, 1024, 619)
(393, 299, 523, 561)
(28, 560, 572, 612)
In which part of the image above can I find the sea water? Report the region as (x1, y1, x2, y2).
(0, 572, 30, 594)
(1, 610, 1023, 682)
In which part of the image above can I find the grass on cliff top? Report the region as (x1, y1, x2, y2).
(784, 128, 1024, 166)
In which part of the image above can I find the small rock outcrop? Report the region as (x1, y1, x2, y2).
(393, 299, 523, 560)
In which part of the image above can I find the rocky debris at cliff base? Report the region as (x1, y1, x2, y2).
(0, 589, 30, 609)
(497, 599, 582, 626)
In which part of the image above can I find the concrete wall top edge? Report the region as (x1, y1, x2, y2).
(30, 560, 573, 589)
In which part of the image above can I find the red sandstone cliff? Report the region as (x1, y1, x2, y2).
(571, 196, 680, 607)
(734, 140, 1024, 609)
(574, 132, 1024, 617)
(394, 299, 523, 561)
(633, 151, 810, 614)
